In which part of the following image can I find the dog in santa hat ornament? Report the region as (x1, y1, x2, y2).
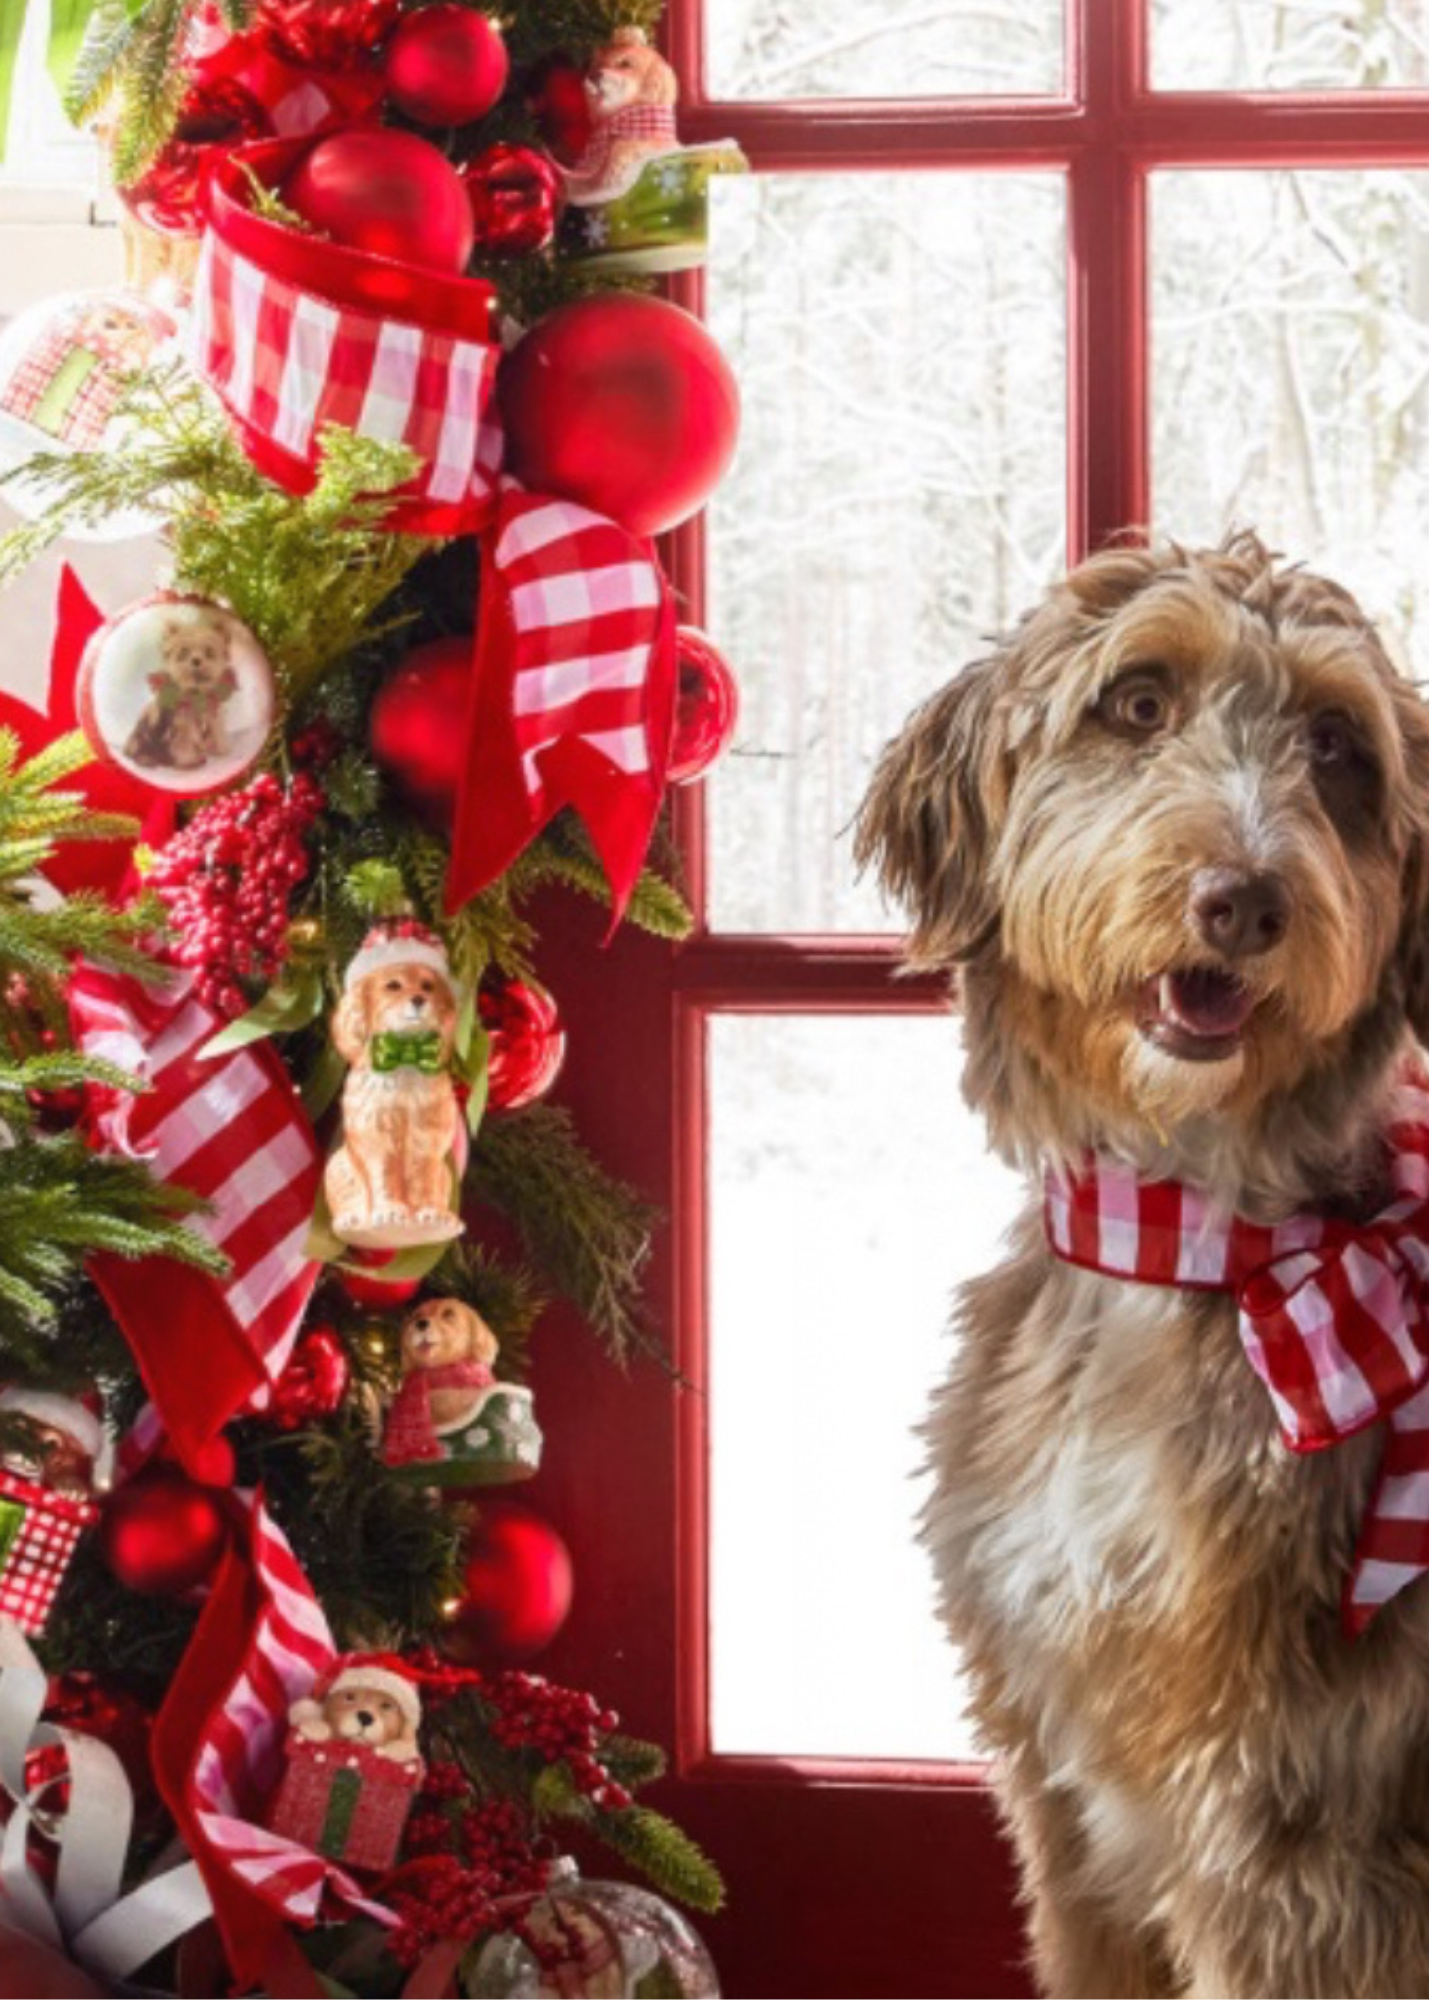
(325, 921, 465, 1251)
(266, 1652, 425, 1874)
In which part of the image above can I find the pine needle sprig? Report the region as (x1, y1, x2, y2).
(508, 816, 693, 943)
(530, 1764, 724, 1914)
(468, 1106, 660, 1364)
(106, 0, 192, 183)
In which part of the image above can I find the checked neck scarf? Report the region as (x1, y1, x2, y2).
(1043, 1061, 1429, 1637)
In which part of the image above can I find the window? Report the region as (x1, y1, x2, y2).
(540, 4, 1429, 1995)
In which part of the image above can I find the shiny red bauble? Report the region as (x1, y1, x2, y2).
(97, 1469, 230, 1597)
(441, 1502, 573, 1663)
(480, 979, 566, 1109)
(464, 143, 562, 257)
(267, 1326, 351, 1429)
(386, 4, 508, 127)
(284, 129, 474, 274)
(498, 295, 740, 538)
(370, 636, 472, 826)
(254, 0, 401, 67)
(525, 57, 592, 165)
(668, 627, 740, 782)
(335, 1258, 423, 1308)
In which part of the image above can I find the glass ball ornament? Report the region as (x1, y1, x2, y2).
(668, 628, 739, 784)
(0, 291, 179, 541)
(467, 1860, 720, 1998)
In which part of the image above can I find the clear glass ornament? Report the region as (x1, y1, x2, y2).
(466, 1860, 719, 1999)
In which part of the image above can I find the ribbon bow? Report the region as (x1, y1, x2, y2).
(1044, 1060, 1429, 1636)
(370, 1029, 446, 1076)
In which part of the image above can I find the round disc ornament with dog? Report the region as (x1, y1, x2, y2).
(76, 593, 277, 798)
(0, 290, 178, 542)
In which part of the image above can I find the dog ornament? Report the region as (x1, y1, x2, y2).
(265, 1651, 425, 1873)
(382, 1296, 543, 1487)
(324, 920, 466, 1252)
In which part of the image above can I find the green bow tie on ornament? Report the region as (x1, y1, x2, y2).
(370, 1030, 446, 1075)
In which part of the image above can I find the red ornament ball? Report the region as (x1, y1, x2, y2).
(441, 1503, 573, 1663)
(386, 4, 508, 127)
(284, 129, 474, 273)
(336, 1254, 424, 1308)
(268, 1326, 351, 1429)
(668, 627, 740, 783)
(370, 635, 472, 826)
(525, 57, 592, 165)
(464, 143, 562, 257)
(479, 979, 566, 1110)
(98, 1469, 229, 1597)
(498, 295, 740, 538)
(254, 0, 400, 67)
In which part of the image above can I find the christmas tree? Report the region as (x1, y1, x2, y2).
(0, 1, 741, 1990)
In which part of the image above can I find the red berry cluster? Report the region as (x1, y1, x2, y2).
(146, 772, 324, 1017)
(387, 1786, 552, 1967)
(485, 1670, 632, 1812)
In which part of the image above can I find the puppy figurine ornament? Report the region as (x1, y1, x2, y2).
(857, 531, 1429, 2000)
(382, 1296, 543, 1486)
(267, 1652, 424, 1874)
(325, 921, 465, 1251)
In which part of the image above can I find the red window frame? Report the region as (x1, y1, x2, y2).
(533, 8, 1429, 1995)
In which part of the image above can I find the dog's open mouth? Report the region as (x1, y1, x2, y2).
(1136, 967, 1257, 1062)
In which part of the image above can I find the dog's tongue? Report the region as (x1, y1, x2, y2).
(1161, 967, 1255, 1039)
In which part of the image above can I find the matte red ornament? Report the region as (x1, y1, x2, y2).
(498, 294, 740, 538)
(480, 979, 566, 1110)
(97, 1469, 229, 1597)
(283, 129, 474, 274)
(525, 56, 592, 165)
(464, 143, 561, 257)
(385, 4, 508, 127)
(267, 1325, 351, 1429)
(253, 0, 400, 67)
(370, 635, 473, 826)
(441, 1502, 573, 1663)
(668, 627, 740, 783)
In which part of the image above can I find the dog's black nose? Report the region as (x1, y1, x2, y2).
(410, 994, 427, 1012)
(356, 1709, 375, 1728)
(1191, 869, 1289, 960)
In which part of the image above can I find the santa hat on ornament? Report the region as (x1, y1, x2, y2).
(343, 920, 454, 997)
(0, 1385, 105, 1462)
(311, 1652, 424, 1731)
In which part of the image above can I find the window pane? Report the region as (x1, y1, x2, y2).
(705, 172, 1065, 935)
(1151, 0, 1429, 91)
(1152, 170, 1429, 658)
(707, 0, 1064, 100)
(708, 1012, 1024, 1761)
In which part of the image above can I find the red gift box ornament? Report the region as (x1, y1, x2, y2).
(265, 1653, 425, 1873)
(0, 1389, 103, 1637)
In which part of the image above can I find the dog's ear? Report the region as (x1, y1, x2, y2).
(332, 981, 370, 1065)
(854, 655, 1014, 969)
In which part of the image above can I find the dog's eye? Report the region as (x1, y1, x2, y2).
(1307, 711, 1356, 767)
(1099, 671, 1174, 739)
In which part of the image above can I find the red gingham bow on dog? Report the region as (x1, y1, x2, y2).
(1044, 1061, 1429, 1637)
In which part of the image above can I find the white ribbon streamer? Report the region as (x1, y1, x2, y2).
(0, 1615, 213, 1983)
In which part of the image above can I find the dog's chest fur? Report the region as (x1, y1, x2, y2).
(925, 1213, 1429, 1912)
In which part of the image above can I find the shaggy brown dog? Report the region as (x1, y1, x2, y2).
(123, 613, 236, 771)
(325, 962, 462, 1248)
(856, 531, 1429, 1998)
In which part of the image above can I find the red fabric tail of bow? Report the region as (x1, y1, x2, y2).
(446, 484, 678, 929)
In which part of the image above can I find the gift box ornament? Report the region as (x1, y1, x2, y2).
(382, 1298, 542, 1487)
(265, 1653, 425, 1874)
(560, 28, 745, 274)
(0, 1389, 105, 1638)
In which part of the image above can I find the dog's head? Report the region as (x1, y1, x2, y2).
(856, 532, 1429, 1170)
(333, 960, 458, 1067)
(321, 1681, 413, 1752)
(160, 615, 231, 695)
(585, 27, 678, 114)
(400, 1297, 497, 1373)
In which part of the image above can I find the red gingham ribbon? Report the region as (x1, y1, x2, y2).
(1044, 1062, 1429, 1636)
(68, 962, 322, 1477)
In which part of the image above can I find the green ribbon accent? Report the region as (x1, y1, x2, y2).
(370, 1030, 445, 1075)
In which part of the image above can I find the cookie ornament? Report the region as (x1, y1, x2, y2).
(265, 1652, 425, 1873)
(325, 922, 466, 1251)
(76, 593, 277, 798)
(382, 1297, 542, 1486)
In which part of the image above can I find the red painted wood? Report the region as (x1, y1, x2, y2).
(534, 6, 1429, 1994)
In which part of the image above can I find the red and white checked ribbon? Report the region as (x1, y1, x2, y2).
(447, 479, 677, 921)
(1045, 1062, 1429, 1635)
(68, 962, 322, 1473)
